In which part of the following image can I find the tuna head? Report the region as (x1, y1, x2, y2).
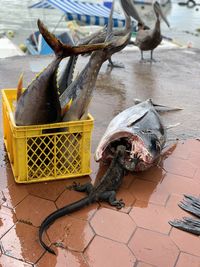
(95, 99, 166, 171)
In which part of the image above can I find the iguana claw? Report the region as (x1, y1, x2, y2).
(116, 199, 125, 209)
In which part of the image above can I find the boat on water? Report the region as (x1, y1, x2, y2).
(0, 36, 25, 58)
(26, 30, 74, 55)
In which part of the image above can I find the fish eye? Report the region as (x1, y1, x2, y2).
(141, 129, 152, 134)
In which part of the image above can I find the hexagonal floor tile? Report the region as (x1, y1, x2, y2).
(0, 254, 32, 267)
(121, 172, 138, 189)
(47, 215, 94, 252)
(165, 194, 191, 219)
(2, 183, 29, 209)
(137, 165, 166, 183)
(170, 227, 200, 257)
(0, 206, 16, 238)
(15, 195, 56, 227)
(188, 152, 200, 169)
(56, 189, 98, 221)
(176, 252, 200, 267)
(90, 207, 136, 243)
(84, 235, 136, 267)
(36, 247, 88, 267)
(162, 156, 197, 178)
(129, 203, 171, 234)
(129, 179, 168, 206)
(157, 173, 200, 197)
(129, 228, 179, 267)
(194, 168, 200, 184)
(136, 262, 155, 267)
(1, 222, 45, 264)
(180, 139, 200, 154)
(25, 180, 66, 201)
(163, 141, 190, 160)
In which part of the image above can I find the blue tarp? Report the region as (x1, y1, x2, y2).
(29, 0, 126, 27)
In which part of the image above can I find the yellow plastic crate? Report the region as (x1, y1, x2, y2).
(2, 89, 94, 183)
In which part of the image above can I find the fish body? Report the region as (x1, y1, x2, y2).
(56, 36, 77, 96)
(15, 20, 106, 126)
(169, 195, 200, 235)
(60, 0, 132, 122)
(95, 99, 166, 171)
(15, 57, 62, 126)
(57, 27, 107, 100)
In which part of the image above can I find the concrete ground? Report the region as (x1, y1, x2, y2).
(0, 47, 200, 266)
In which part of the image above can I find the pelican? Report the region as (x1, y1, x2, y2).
(128, 1, 170, 61)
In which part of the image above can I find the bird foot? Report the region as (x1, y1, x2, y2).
(107, 61, 125, 68)
(140, 58, 157, 63)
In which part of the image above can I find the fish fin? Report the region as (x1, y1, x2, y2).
(127, 111, 148, 127)
(16, 73, 23, 101)
(134, 99, 183, 112)
(37, 19, 106, 58)
(61, 98, 73, 117)
(165, 123, 181, 130)
(154, 105, 183, 112)
(134, 99, 142, 105)
(105, 0, 115, 42)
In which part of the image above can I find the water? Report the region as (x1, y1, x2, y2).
(0, 0, 200, 48)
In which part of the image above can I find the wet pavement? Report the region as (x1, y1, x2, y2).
(0, 47, 200, 266)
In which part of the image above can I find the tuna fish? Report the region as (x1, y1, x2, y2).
(15, 19, 107, 126)
(95, 99, 180, 171)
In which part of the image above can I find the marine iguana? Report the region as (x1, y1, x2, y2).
(39, 145, 140, 255)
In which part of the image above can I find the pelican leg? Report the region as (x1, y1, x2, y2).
(107, 57, 124, 68)
(140, 50, 144, 61)
(150, 50, 156, 62)
(140, 50, 148, 63)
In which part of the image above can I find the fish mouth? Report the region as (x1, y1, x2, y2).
(95, 131, 154, 171)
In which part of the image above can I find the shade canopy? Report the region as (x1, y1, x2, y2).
(29, 0, 126, 27)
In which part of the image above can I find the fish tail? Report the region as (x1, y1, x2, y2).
(37, 19, 106, 58)
(16, 72, 23, 101)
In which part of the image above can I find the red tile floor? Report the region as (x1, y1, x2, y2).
(0, 139, 200, 267)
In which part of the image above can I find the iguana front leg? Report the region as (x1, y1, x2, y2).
(120, 153, 142, 171)
(68, 182, 93, 195)
(99, 191, 125, 209)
